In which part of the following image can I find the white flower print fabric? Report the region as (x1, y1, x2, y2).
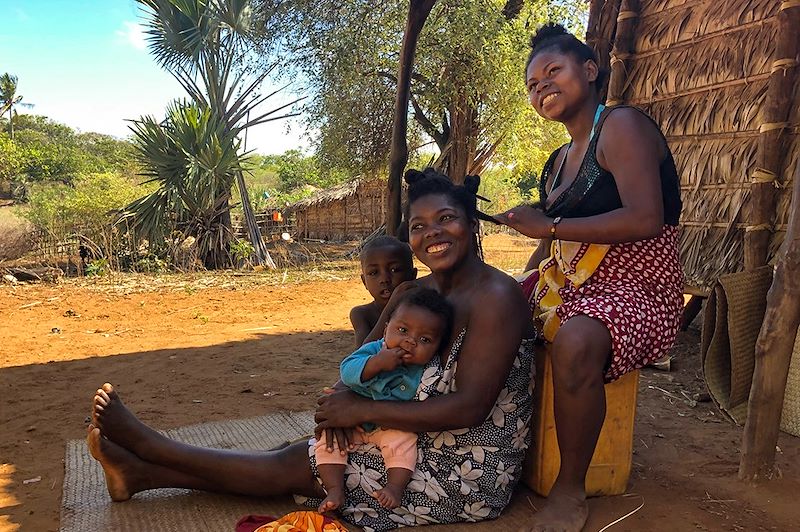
(297, 330, 536, 531)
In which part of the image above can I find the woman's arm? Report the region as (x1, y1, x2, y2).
(316, 275, 531, 432)
(498, 108, 666, 244)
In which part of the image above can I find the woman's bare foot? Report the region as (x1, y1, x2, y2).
(525, 487, 588, 532)
(317, 485, 345, 513)
(92, 383, 161, 459)
(373, 483, 403, 509)
(86, 424, 147, 502)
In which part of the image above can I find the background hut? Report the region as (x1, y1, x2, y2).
(587, 0, 800, 479)
(290, 177, 386, 241)
(588, 0, 798, 293)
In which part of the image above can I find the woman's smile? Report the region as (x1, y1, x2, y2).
(541, 92, 560, 108)
(426, 242, 451, 254)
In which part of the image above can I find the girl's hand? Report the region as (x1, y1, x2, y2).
(494, 205, 552, 239)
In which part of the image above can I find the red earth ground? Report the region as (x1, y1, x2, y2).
(1, 235, 799, 531)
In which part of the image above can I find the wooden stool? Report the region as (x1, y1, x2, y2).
(523, 345, 639, 496)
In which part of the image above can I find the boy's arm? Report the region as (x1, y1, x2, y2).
(349, 306, 374, 347)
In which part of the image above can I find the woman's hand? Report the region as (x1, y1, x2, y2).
(315, 387, 368, 452)
(495, 205, 552, 239)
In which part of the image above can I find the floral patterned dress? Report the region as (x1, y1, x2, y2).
(296, 331, 536, 532)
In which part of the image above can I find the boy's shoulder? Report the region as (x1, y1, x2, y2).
(350, 301, 381, 321)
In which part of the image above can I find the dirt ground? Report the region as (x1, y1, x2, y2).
(1, 234, 799, 531)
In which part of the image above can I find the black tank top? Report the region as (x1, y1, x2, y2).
(538, 106, 682, 226)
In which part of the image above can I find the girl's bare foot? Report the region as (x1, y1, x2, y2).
(317, 485, 345, 513)
(86, 424, 147, 502)
(525, 486, 588, 532)
(92, 383, 161, 459)
(373, 484, 403, 509)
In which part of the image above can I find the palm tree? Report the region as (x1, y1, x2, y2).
(124, 0, 300, 268)
(0, 73, 23, 139)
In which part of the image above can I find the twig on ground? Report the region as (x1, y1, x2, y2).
(597, 494, 645, 532)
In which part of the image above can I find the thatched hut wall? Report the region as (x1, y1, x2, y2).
(600, 0, 797, 292)
(291, 178, 386, 241)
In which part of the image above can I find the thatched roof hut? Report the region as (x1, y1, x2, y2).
(289, 177, 386, 241)
(589, 0, 799, 294)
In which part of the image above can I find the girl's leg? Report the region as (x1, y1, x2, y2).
(89, 384, 325, 500)
(529, 316, 611, 532)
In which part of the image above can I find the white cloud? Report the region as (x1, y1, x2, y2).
(116, 21, 146, 50)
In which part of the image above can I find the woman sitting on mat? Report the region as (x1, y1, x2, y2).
(87, 168, 536, 531)
(495, 23, 684, 532)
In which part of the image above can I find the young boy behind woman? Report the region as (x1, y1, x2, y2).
(349, 236, 417, 346)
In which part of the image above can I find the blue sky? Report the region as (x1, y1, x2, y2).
(0, 0, 308, 154)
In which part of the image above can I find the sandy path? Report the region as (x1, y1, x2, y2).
(1, 260, 799, 531)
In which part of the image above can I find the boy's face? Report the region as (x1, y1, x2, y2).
(360, 247, 416, 305)
(384, 303, 445, 366)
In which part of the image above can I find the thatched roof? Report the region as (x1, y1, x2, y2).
(593, 0, 798, 292)
(288, 177, 383, 210)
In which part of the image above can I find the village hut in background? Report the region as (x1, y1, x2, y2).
(289, 177, 386, 241)
(587, 0, 799, 480)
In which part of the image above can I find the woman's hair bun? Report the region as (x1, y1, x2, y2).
(530, 22, 569, 51)
(463, 174, 481, 195)
(404, 169, 426, 185)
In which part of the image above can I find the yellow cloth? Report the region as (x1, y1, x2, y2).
(254, 511, 348, 532)
(534, 239, 610, 341)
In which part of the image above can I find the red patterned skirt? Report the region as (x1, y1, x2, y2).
(521, 225, 684, 382)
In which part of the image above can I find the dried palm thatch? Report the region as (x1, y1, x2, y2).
(591, 0, 798, 292)
(288, 177, 387, 241)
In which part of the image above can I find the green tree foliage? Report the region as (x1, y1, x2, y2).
(0, 116, 138, 194)
(24, 172, 152, 264)
(25, 172, 146, 234)
(125, 101, 244, 268)
(279, 0, 586, 185)
(266, 149, 347, 191)
(126, 0, 299, 268)
(0, 73, 23, 139)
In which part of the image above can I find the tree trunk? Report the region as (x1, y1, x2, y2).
(440, 93, 478, 184)
(386, 0, 438, 237)
(744, 3, 799, 270)
(739, 160, 800, 481)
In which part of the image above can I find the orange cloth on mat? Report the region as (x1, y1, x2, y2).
(253, 511, 348, 532)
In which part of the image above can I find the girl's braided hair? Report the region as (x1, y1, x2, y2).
(404, 168, 481, 222)
(525, 23, 608, 94)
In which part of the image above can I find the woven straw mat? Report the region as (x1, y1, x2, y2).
(780, 330, 800, 437)
(61, 410, 607, 532)
(701, 267, 772, 424)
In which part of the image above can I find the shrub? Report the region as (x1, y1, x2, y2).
(24, 172, 152, 265)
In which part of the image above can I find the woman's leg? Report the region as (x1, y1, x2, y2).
(89, 384, 325, 501)
(529, 316, 611, 532)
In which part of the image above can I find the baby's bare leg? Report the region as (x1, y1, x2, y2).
(373, 467, 412, 509)
(317, 464, 347, 513)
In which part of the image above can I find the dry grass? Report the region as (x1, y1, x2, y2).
(13, 232, 537, 294)
(482, 233, 537, 276)
(0, 206, 34, 263)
